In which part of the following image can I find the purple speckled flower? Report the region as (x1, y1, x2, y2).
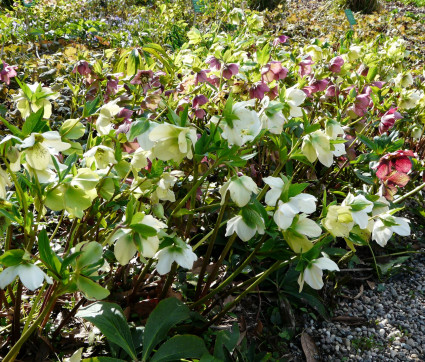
(222, 63, 239, 80)
(249, 82, 270, 100)
(299, 56, 314, 77)
(329, 56, 344, 73)
(205, 56, 221, 71)
(192, 94, 208, 108)
(261, 61, 288, 83)
(273, 35, 289, 47)
(379, 108, 402, 134)
(194, 69, 209, 85)
(72, 61, 91, 76)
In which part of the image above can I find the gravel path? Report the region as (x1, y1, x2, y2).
(304, 254, 425, 361)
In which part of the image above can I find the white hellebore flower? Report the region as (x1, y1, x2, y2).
(261, 109, 287, 135)
(220, 176, 259, 207)
(12, 82, 59, 119)
(372, 212, 410, 247)
(293, 214, 322, 238)
(285, 87, 306, 118)
(0, 168, 11, 199)
(96, 99, 122, 136)
(302, 130, 334, 167)
(398, 89, 422, 110)
(19, 131, 70, 171)
(263, 176, 285, 206)
(83, 145, 117, 169)
(273, 193, 317, 230)
(135, 121, 158, 151)
(225, 214, 265, 242)
(155, 243, 197, 275)
(298, 255, 339, 291)
(221, 101, 261, 147)
(149, 124, 197, 162)
(342, 193, 373, 229)
(0, 263, 53, 291)
(151, 171, 181, 203)
(394, 72, 413, 88)
(112, 214, 167, 265)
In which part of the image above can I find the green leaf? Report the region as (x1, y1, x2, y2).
(142, 298, 191, 360)
(214, 324, 240, 360)
(76, 275, 110, 300)
(129, 223, 157, 237)
(128, 118, 150, 142)
(0, 115, 24, 137)
(83, 96, 101, 118)
(60, 118, 85, 139)
(77, 302, 136, 359)
(367, 66, 378, 83)
(0, 249, 25, 267)
(151, 335, 208, 362)
(22, 108, 46, 136)
(76, 241, 103, 270)
(357, 134, 376, 151)
(38, 229, 61, 275)
(287, 183, 309, 198)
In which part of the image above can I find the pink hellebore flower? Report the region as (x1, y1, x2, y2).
(192, 94, 208, 108)
(299, 56, 314, 77)
(273, 35, 289, 47)
(372, 81, 385, 89)
(267, 86, 279, 100)
(205, 56, 221, 71)
(379, 108, 403, 134)
(249, 82, 270, 100)
(329, 56, 344, 73)
(353, 94, 371, 117)
(261, 61, 288, 83)
(375, 150, 415, 200)
(222, 63, 239, 80)
(192, 94, 209, 119)
(303, 79, 329, 96)
(194, 69, 210, 85)
(72, 61, 91, 76)
(0, 62, 17, 85)
(325, 85, 337, 97)
(207, 74, 220, 87)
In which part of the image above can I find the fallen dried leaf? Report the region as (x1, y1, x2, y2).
(301, 332, 320, 361)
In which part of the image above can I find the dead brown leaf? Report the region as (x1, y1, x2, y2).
(331, 316, 367, 325)
(301, 332, 320, 361)
(366, 280, 376, 290)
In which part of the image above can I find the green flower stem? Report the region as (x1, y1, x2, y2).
(159, 262, 178, 299)
(185, 157, 198, 238)
(22, 283, 46, 334)
(134, 259, 154, 290)
(192, 234, 271, 308)
(12, 281, 23, 345)
(4, 159, 29, 245)
(194, 198, 228, 300)
(191, 220, 227, 251)
(256, 138, 302, 202)
(200, 234, 237, 298)
(204, 258, 295, 328)
(49, 210, 65, 242)
(393, 182, 425, 204)
(3, 293, 58, 362)
(169, 159, 220, 222)
(368, 243, 381, 281)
